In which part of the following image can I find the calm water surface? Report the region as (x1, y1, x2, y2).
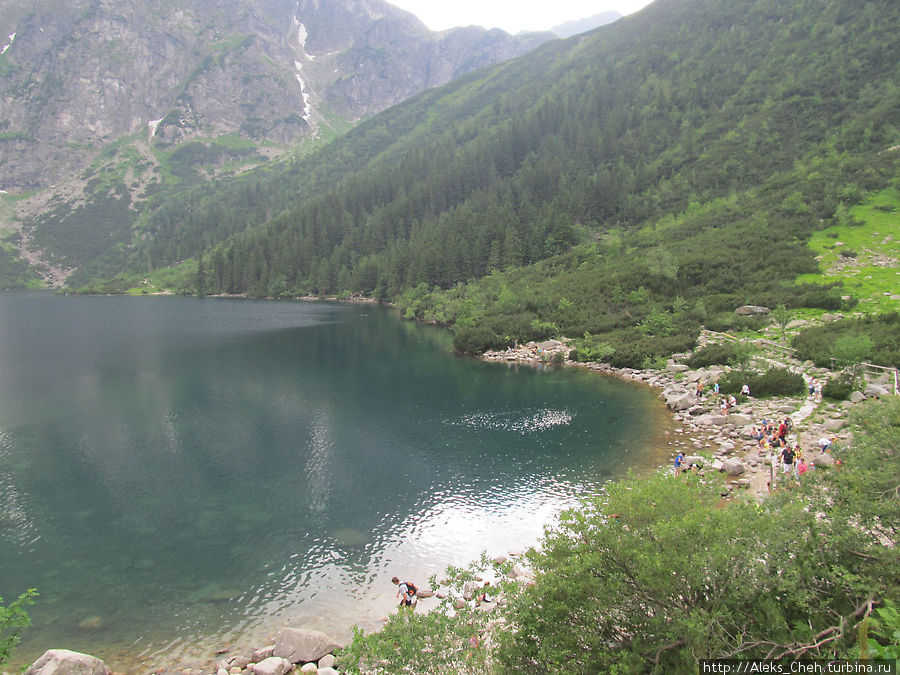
(0, 292, 672, 670)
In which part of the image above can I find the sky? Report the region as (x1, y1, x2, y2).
(388, 0, 655, 35)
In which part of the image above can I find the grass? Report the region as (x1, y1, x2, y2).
(796, 187, 900, 314)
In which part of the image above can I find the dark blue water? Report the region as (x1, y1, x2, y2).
(0, 292, 671, 670)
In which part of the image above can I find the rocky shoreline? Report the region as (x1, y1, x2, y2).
(15, 333, 891, 675)
(481, 334, 890, 501)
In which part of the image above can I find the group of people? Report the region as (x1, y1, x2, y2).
(693, 379, 750, 415)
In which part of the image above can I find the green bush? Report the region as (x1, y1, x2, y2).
(718, 367, 806, 397)
(688, 342, 737, 368)
(452, 326, 505, 355)
(823, 374, 854, 400)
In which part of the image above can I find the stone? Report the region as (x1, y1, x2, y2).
(849, 391, 867, 403)
(813, 453, 835, 467)
(251, 657, 293, 675)
(317, 669, 339, 675)
(669, 393, 697, 411)
(723, 458, 746, 476)
(492, 555, 507, 564)
(735, 305, 770, 315)
(273, 628, 340, 664)
(229, 657, 252, 670)
(711, 459, 724, 471)
(25, 650, 111, 675)
(318, 654, 336, 669)
(866, 384, 890, 397)
(218, 669, 229, 675)
(696, 414, 728, 426)
(683, 455, 705, 466)
(416, 588, 434, 598)
(727, 414, 753, 425)
(253, 647, 276, 663)
(778, 405, 795, 414)
(299, 664, 317, 673)
(824, 418, 846, 432)
(666, 364, 689, 373)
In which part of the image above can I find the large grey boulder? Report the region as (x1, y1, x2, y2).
(849, 391, 867, 403)
(669, 393, 697, 411)
(735, 305, 770, 315)
(251, 657, 293, 675)
(824, 418, 846, 432)
(696, 414, 729, 426)
(813, 453, 835, 468)
(25, 650, 110, 675)
(723, 458, 746, 476)
(273, 627, 340, 664)
(865, 384, 890, 397)
(728, 414, 753, 425)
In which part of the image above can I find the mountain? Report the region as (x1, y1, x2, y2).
(0, 0, 551, 285)
(551, 11, 622, 38)
(66, 0, 897, 365)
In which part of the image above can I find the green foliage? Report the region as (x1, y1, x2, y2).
(452, 326, 505, 355)
(338, 557, 518, 674)
(822, 373, 855, 401)
(687, 342, 737, 368)
(793, 314, 900, 369)
(832, 332, 874, 390)
(771, 304, 792, 343)
(0, 588, 37, 668)
(495, 398, 899, 672)
(718, 367, 806, 398)
(570, 332, 616, 363)
(854, 601, 900, 661)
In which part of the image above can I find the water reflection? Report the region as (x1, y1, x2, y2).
(0, 293, 671, 670)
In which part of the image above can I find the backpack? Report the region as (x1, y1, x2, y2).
(403, 581, 418, 596)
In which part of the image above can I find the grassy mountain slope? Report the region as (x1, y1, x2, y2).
(78, 0, 900, 364)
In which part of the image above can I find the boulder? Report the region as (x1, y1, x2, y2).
(666, 364, 689, 373)
(273, 628, 340, 664)
(696, 414, 728, 426)
(251, 657, 293, 675)
(865, 384, 890, 397)
(317, 669, 339, 675)
(824, 418, 846, 432)
(849, 391, 867, 403)
(735, 305, 770, 315)
(318, 654, 336, 669)
(253, 646, 276, 663)
(683, 455, 705, 466)
(25, 650, 110, 675)
(813, 453, 835, 468)
(299, 664, 317, 673)
(723, 458, 746, 476)
(728, 414, 753, 425)
(669, 393, 697, 411)
(416, 588, 434, 598)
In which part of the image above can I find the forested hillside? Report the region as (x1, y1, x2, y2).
(82, 0, 900, 364)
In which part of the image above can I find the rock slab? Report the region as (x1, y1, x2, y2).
(251, 657, 293, 675)
(273, 627, 340, 664)
(25, 650, 110, 675)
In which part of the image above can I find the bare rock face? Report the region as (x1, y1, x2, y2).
(0, 0, 551, 191)
(24, 649, 110, 675)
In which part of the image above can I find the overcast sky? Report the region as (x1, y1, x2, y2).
(389, 0, 655, 34)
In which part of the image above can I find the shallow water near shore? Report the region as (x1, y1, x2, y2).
(0, 292, 672, 671)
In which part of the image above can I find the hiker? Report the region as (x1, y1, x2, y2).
(781, 444, 795, 475)
(819, 436, 833, 453)
(476, 581, 493, 606)
(674, 451, 685, 475)
(741, 383, 750, 396)
(792, 445, 803, 478)
(392, 576, 418, 609)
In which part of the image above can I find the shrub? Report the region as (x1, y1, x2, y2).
(688, 342, 737, 368)
(822, 374, 854, 400)
(452, 327, 504, 355)
(718, 367, 806, 397)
